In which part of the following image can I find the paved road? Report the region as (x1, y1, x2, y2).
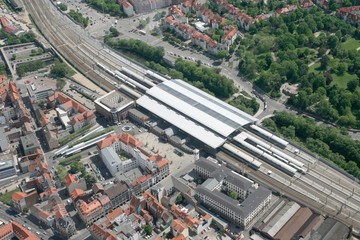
(0, 202, 52, 239)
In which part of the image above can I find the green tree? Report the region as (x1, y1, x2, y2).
(320, 55, 330, 70)
(327, 35, 339, 49)
(85, 174, 97, 185)
(176, 194, 184, 204)
(217, 50, 227, 60)
(229, 191, 238, 200)
(143, 225, 152, 235)
(50, 60, 74, 78)
(347, 79, 359, 92)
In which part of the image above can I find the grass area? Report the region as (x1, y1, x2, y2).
(56, 78, 66, 90)
(0, 188, 20, 206)
(308, 62, 321, 73)
(68, 127, 113, 147)
(308, 62, 357, 89)
(58, 124, 93, 146)
(59, 153, 81, 166)
(331, 72, 358, 88)
(341, 38, 360, 51)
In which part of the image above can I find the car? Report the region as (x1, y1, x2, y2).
(43, 232, 47, 235)
(27, 227, 31, 231)
(22, 224, 26, 227)
(36, 231, 40, 235)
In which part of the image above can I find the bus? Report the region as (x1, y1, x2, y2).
(139, 30, 146, 35)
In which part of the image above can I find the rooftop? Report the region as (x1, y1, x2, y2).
(137, 79, 257, 148)
(94, 90, 134, 112)
(20, 133, 40, 151)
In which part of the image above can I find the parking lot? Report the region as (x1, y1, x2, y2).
(62, 80, 96, 110)
(134, 131, 195, 173)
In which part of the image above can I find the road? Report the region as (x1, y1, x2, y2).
(0, 202, 52, 239)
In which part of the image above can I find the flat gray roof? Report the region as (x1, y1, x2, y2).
(20, 133, 40, 150)
(0, 159, 14, 171)
(95, 90, 134, 112)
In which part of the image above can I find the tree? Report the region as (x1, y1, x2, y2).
(50, 60, 74, 78)
(109, 27, 119, 37)
(347, 79, 359, 92)
(337, 63, 347, 75)
(84, 174, 96, 185)
(327, 35, 339, 49)
(143, 225, 152, 235)
(217, 50, 227, 60)
(176, 194, 184, 204)
(320, 55, 330, 70)
(69, 162, 85, 175)
(229, 191, 238, 200)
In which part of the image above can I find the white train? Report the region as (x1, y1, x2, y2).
(250, 124, 289, 149)
(222, 143, 262, 169)
(121, 67, 155, 88)
(145, 70, 169, 83)
(236, 139, 297, 176)
(114, 70, 149, 93)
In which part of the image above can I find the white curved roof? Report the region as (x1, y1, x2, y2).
(136, 79, 258, 149)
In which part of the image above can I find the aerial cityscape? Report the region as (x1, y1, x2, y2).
(0, 0, 359, 239)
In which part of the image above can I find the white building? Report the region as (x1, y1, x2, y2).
(100, 147, 139, 177)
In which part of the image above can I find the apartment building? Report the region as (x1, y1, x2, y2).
(194, 158, 272, 229)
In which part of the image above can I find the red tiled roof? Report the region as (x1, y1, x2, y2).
(71, 188, 84, 201)
(12, 192, 27, 202)
(107, 208, 123, 221)
(171, 219, 187, 234)
(0, 221, 40, 240)
(64, 174, 77, 187)
(97, 132, 143, 149)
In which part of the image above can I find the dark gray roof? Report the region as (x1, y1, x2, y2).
(195, 157, 219, 174)
(241, 186, 271, 213)
(197, 185, 245, 216)
(104, 182, 129, 200)
(196, 185, 271, 218)
(224, 171, 253, 191)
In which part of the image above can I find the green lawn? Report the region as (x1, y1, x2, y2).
(0, 188, 20, 205)
(309, 62, 321, 73)
(341, 38, 360, 51)
(308, 62, 357, 89)
(331, 72, 358, 88)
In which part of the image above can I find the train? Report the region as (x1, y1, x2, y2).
(235, 139, 297, 176)
(114, 70, 148, 93)
(222, 143, 262, 169)
(97, 63, 150, 93)
(249, 124, 289, 149)
(145, 70, 169, 83)
(121, 67, 156, 88)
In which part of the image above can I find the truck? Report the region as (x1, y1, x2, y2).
(139, 30, 146, 35)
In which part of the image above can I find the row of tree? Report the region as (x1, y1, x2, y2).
(17, 60, 45, 77)
(263, 112, 360, 178)
(174, 59, 236, 98)
(84, 0, 124, 16)
(0, 30, 35, 45)
(69, 10, 89, 28)
(227, 94, 259, 115)
(105, 38, 165, 64)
